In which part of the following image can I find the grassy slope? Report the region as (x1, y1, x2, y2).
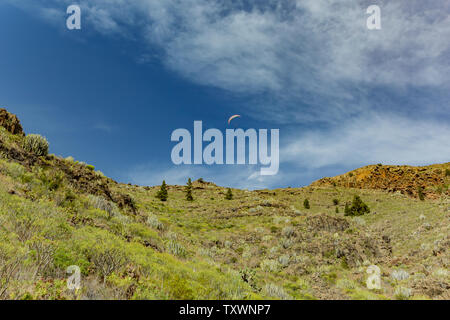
(0, 126, 448, 300)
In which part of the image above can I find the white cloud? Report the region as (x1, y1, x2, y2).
(283, 114, 450, 169)
(9, 0, 450, 123)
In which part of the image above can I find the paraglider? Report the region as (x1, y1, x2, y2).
(228, 115, 241, 124)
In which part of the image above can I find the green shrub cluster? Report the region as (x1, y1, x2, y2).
(23, 134, 49, 156)
(303, 199, 310, 209)
(344, 195, 370, 216)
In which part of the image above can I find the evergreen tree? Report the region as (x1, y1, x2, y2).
(156, 180, 168, 201)
(185, 178, 194, 201)
(225, 188, 233, 200)
(335, 207, 339, 213)
(303, 199, 310, 209)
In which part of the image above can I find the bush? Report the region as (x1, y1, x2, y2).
(263, 283, 292, 300)
(445, 169, 450, 177)
(417, 186, 425, 201)
(333, 199, 339, 205)
(344, 195, 370, 216)
(303, 199, 310, 209)
(23, 134, 49, 156)
(146, 214, 164, 231)
(91, 247, 128, 283)
(394, 286, 412, 300)
(166, 240, 187, 258)
(281, 226, 295, 238)
(88, 195, 120, 219)
(261, 259, 281, 273)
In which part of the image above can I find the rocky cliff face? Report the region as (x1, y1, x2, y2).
(311, 163, 450, 199)
(0, 108, 24, 136)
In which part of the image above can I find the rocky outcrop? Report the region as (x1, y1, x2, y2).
(0, 108, 24, 135)
(311, 163, 450, 199)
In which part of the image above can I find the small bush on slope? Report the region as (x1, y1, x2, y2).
(23, 134, 49, 156)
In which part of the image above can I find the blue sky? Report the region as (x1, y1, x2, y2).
(1, 1, 449, 189)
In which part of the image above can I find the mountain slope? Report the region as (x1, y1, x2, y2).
(0, 109, 448, 300)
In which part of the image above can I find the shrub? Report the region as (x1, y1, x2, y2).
(335, 207, 339, 213)
(278, 255, 290, 267)
(146, 214, 164, 231)
(156, 180, 168, 201)
(394, 287, 412, 300)
(88, 195, 120, 219)
(281, 238, 294, 249)
(23, 134, 49, 156)
(445, 169, 450, 177)
(391, 269, 409, 281)
(37, 169, 64, 191)
(333, 199, 339, 205)
(91, 247, 128, 283)
(344, 195, 370, 216)
(281, 226, 295, 238)
(166, 240, 187, 258)
(344, 203, 350, 215)
(303, 199, 310, 209)
(417, 186, 425, 201)
(261, 259, 281, 273)
(225, 188, 233, 200)
(263, 283, 292, 300)
(86, 165, 95, 171)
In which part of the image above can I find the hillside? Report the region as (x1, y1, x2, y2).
(0, 109, 448, 300)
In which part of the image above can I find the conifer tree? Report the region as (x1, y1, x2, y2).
(345, 195, 370, 216)
(156, 180, 168, 201)
(225, 188, 233, 200)
(185, 178, 194, 201)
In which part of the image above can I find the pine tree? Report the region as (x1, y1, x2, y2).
(225, 188, 233, 200)
(185, 178, 194, 201)
(335, 207, 339, 213)
(345, 195, 370, 216)
(303, 199, 310, 209)
(156, 180, 168, 201)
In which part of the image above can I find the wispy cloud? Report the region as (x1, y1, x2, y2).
(9, 0, 450, 123)
(283, 113, 450, 169)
